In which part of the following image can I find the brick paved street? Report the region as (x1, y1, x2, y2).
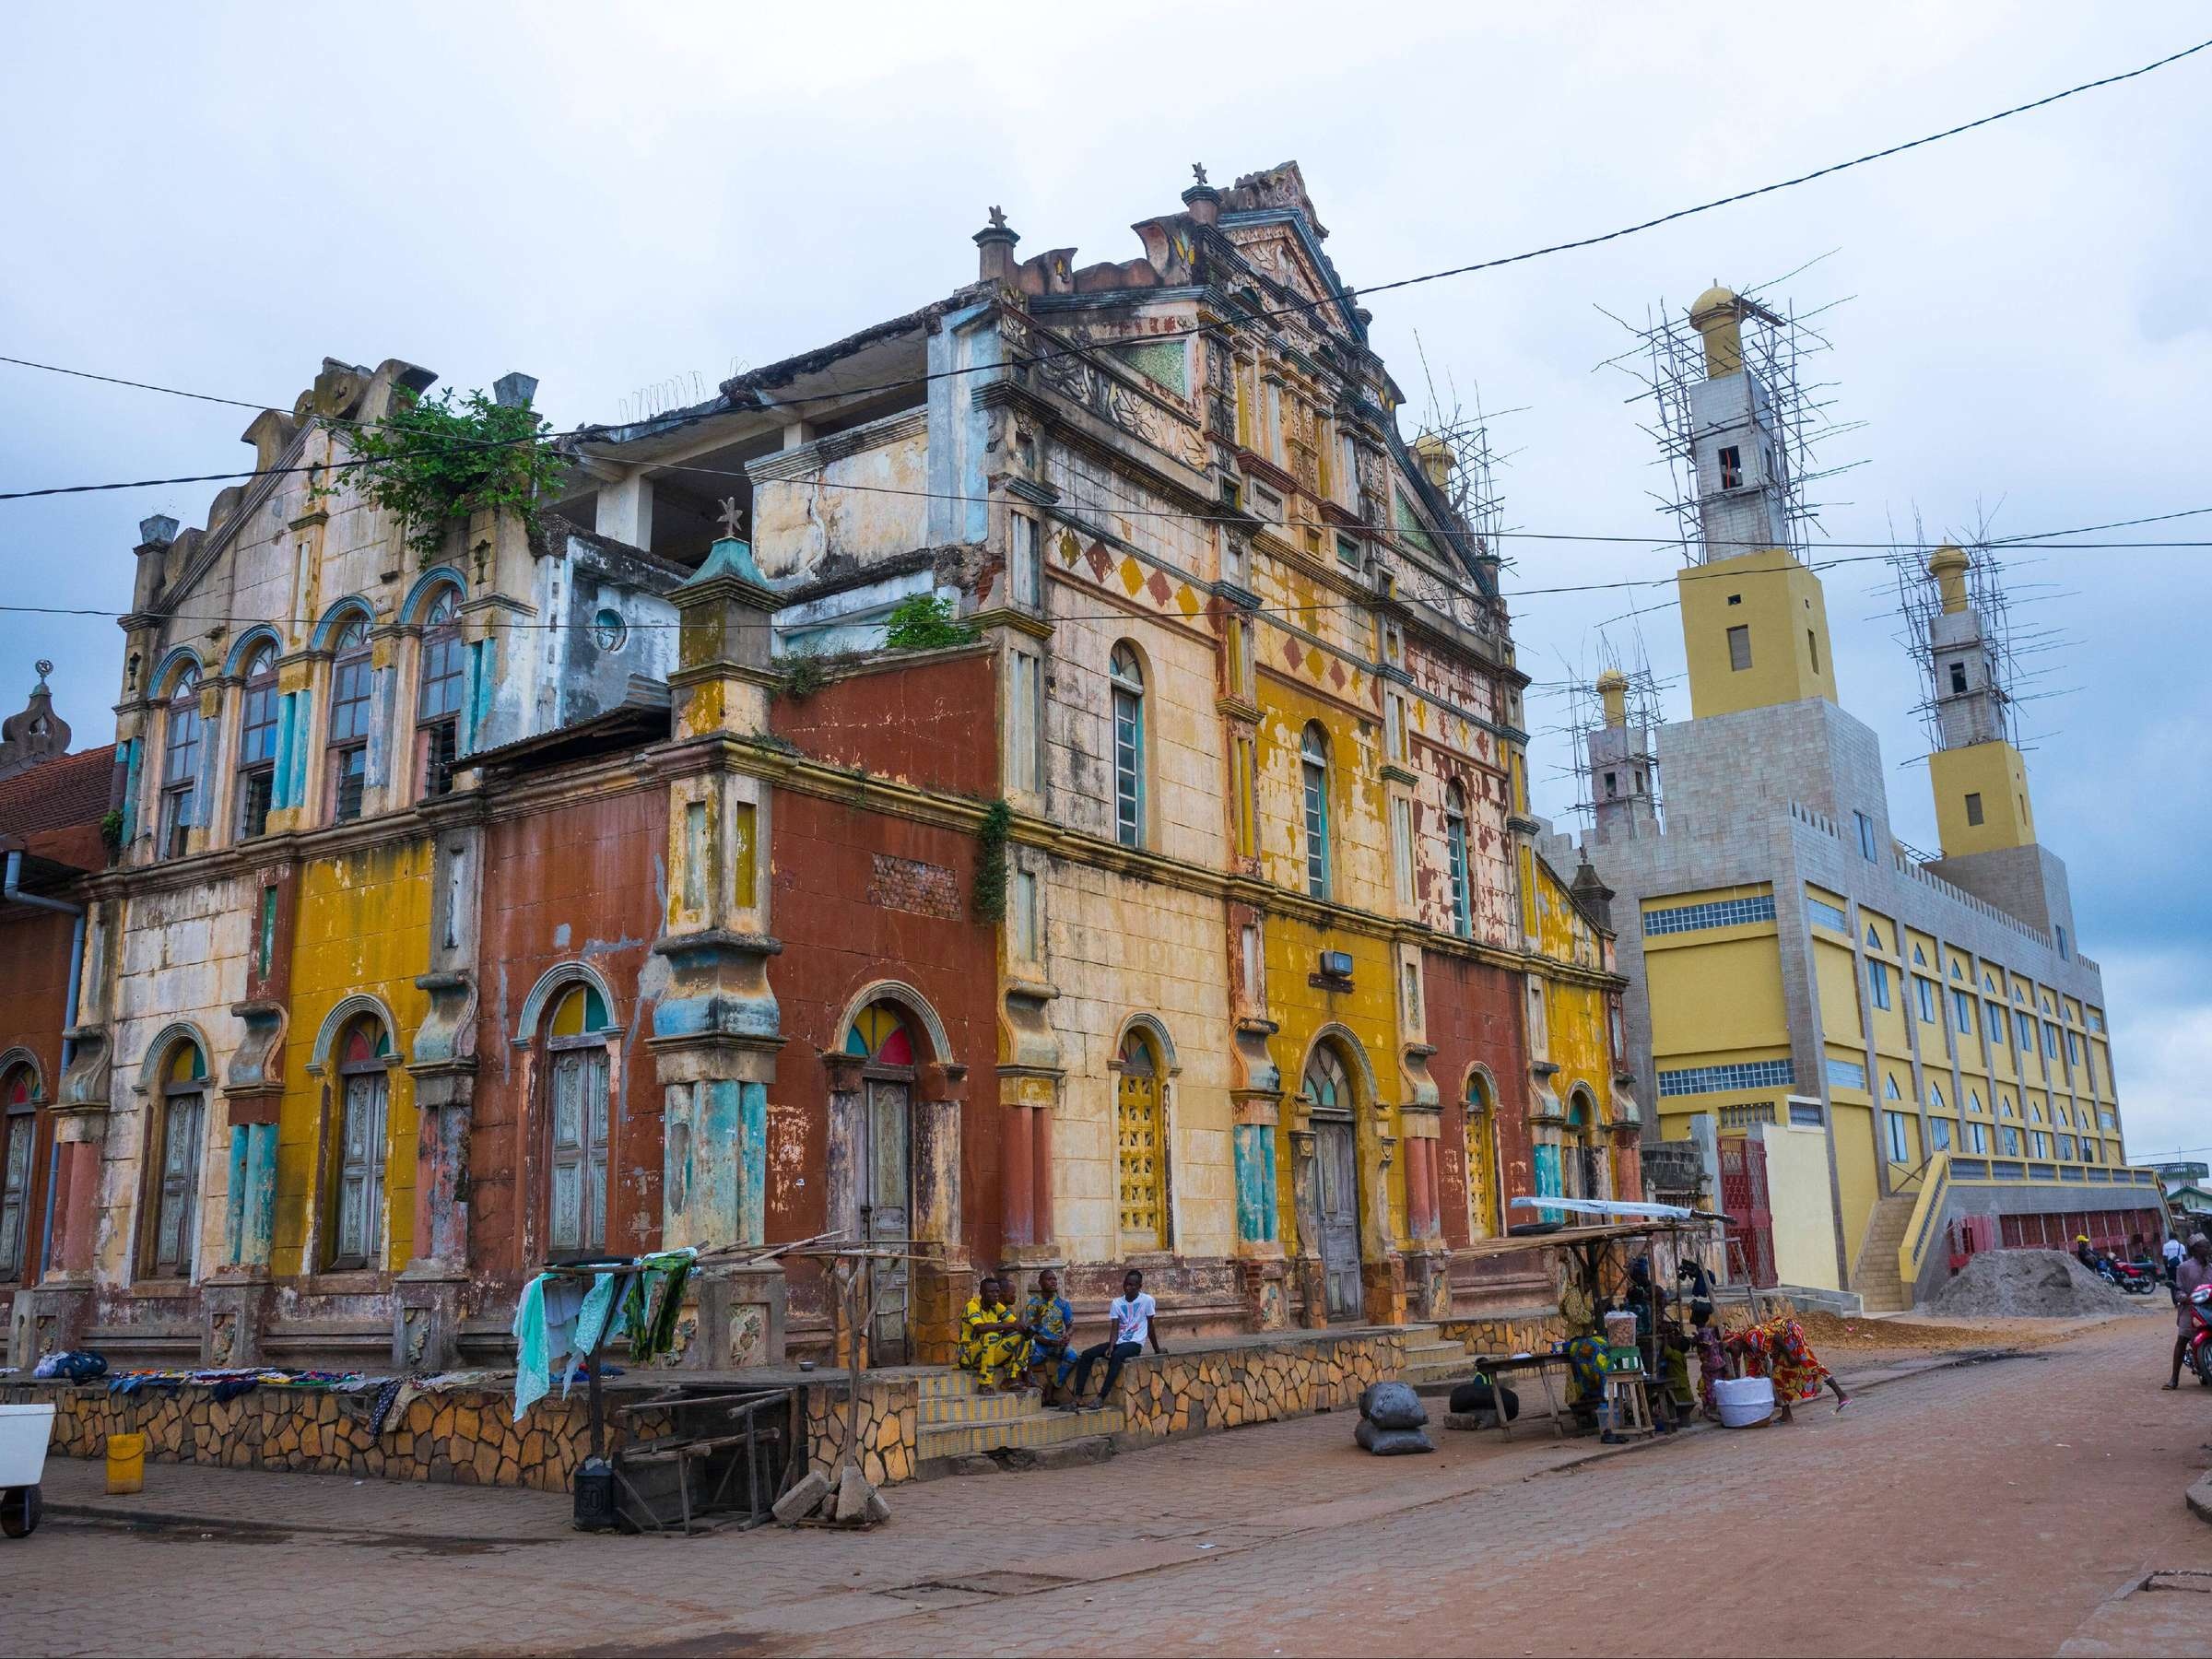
(9, 1316, 2212, 1656)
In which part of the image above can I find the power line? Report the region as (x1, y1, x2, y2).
(0, 531, 2202, 633)
(3, 34, 2204, 500)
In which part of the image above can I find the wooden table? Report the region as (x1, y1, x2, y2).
(1464, 1352, 1571, 1441)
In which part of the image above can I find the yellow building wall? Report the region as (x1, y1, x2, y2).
(1830, 1102, 1877, 1275)
(1930, 739, 2036, 856)
(1678, 547, 1838, 719)
(1527, 850, 1612, 1119)
(274, 839, 434, 1277)
(1263, 911, 1402, 1251)
(1811, 938, 1864, 1051)
(1644, 936, 1788, 1058)
(1761, 1124, 1841, 1290)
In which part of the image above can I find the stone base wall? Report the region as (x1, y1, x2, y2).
(1112, 1330, 1410, 1445)
(1437, 1310, 1566, 1358)
(6, 1373, 915, 1495)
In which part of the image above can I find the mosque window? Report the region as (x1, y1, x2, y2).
(1964, 792, 1984, 827)
(1726, 626, 1752, 672)
(1718, 445, 1743, 489)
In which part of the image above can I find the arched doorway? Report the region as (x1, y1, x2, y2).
(145, 1039, 208, 1278)
(1301, 1042, 1362, 1321)
(1563, 1087, 1606, 1204)
(1464, 1070, 1500, 1241)
(541, 981, 615, 1262)
(844, 1000, 920, 1361)
(1, 1060, 37, 1281)
(330, 1016, 392, 1270)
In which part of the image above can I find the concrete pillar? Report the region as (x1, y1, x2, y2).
(595, 469, 655, 550)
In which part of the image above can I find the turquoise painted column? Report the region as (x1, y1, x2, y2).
(1534, 1142, 1563, 1225)
(737, 1080, 767, 1250)
(1234, 1123, 1278, 1244)
(222, 1122, 278, 1267)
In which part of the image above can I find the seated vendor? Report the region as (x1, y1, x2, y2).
(959, 1276, 1028, 1392)
(1017, 1267, 1077, 1397)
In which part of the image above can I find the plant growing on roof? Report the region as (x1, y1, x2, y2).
(328, 387, 567, 561)
(881, 594, 978, 652)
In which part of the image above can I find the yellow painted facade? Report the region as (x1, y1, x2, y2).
(1930, 739, 2037, 856)
(273, 841, 434, 1277)
(1677, 547, 1838, 719)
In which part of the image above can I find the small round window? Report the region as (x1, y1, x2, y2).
(591, 608, 628, 652)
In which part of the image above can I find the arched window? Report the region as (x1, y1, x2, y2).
(543, 982, 613, 1260)
(1115, 1026, 1169, 1250)
(1110, 643, 1146, 849)
(416, 588, 465, 800)
(0, 1063, 37, 1278)
(843, 1003, 916, 1065)
(1464, 1071, 1499, 1241)
(329, 1017, 391, 1269)
(146, 1041, 207, 1277)
(235, 641, 279, 841)
(325, 613, 372, 823)
(1300, 724, 1331, 899)
(158, 663, 203, 859)
(1444, 782, 1472, 937)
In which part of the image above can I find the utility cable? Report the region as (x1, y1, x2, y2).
(2, 34, 2204, 497)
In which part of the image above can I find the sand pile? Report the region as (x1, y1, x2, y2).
(1926, 1249, 2144, 1318)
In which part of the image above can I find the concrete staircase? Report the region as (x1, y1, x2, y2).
(1398, 1324, 1481, 1393)
(914, 1369, 1123, 1468)
(1851, 1194, 1920, 1313)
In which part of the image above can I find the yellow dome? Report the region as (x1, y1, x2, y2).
(1594, 668, 1629, 692)
(1689, 284, 1737, 324)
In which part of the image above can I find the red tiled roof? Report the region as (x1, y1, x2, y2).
(0, 745, 115, 841)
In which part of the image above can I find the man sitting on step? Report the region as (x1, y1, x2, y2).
(1059, 1267, 1166, 1410)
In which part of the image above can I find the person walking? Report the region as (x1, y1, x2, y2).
(2165, 1235, 2212, 1389)
(1061, 1268, 1165, 1408)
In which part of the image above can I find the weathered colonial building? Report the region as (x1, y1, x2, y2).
(4, 162, 1632, 1377)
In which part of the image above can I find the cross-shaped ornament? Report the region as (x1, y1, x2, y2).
(716, 497, 746, 539)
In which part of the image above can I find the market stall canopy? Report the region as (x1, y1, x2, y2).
(1509, 1196, 1698, 1222)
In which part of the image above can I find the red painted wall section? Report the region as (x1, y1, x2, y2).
(769, 649, 999, 799)
(769, 788, 1002, 1272)
(473, 784, 668, 1286)
(1421, 951, 1529, 1252)
(0, 907, 76, 1297)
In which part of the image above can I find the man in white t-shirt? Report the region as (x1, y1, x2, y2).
(1061, 1268, 1166, 1408)
(2165, 1232, 2187, 1287)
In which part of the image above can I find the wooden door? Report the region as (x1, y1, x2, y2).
(863, 1077, 912, 1362)
(1315, 1117, 1362, 1321)
(153, 1092, 205, 1276)
(549, 1049, 610, 1256)
(335, 1071, 388, 1267)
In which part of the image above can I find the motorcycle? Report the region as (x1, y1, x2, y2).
(2188, 1285, 2212, 1387)
(2098, 1255, 2159, 1296)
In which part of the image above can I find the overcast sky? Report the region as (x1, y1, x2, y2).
(4, 4, 2205, 1160)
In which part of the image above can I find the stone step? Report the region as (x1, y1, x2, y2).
(917, 1404, 1124, 1463)
(916, 1370, 982, 1403)
(918, 1387, 1042, 1429)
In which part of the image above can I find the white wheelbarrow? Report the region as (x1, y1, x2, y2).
(0, 1402, 54, 1537)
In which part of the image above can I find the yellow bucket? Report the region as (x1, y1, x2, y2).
(105, 1431, 146, 1495)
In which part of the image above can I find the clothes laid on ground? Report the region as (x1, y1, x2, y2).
(33, 1350, 106, 1382)
(959, 1295, 1026, 1386)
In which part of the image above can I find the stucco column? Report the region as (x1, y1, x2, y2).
(907, 1060, 971, 1366)
(995, 1065, 1059, 1266)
